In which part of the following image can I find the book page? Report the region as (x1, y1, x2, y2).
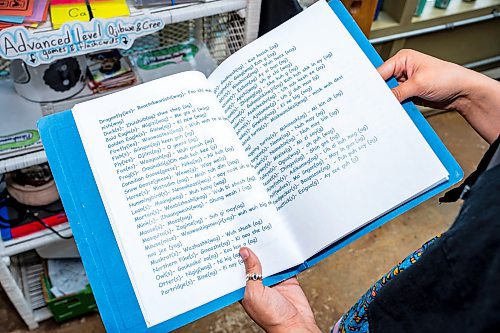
(73, 72, 303, 327)
(208, 1, 449, 259)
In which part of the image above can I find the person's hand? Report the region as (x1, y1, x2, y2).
(378, 49, 500, 143)
(378, 49, 478, 109)
(239, 247, 321, 333)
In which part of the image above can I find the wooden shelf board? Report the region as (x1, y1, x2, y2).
(371, 11, 401, 32)
(370, 0, 499, 39)
(412, 0, 500, 23)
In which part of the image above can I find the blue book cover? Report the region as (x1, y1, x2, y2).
(38, 1, 462, 332)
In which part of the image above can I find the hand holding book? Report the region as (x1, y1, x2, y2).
(239, 247, 321, 333)
(377, 49, 500, 144)
(239, 47, 500, 333)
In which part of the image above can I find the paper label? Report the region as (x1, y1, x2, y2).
(136, 43, 199, 70)
(0, 16, 165, 66)
(0, 130, 40, 151)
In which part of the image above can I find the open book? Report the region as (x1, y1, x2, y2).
(39, 1, 462, 331)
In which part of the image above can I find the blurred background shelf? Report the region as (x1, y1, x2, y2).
(0, 1, 260, 176)
(0, 150, 47, 175)
(370, 0, 500, 39)
(369, 0, 500, 67)
(412, 0, 500, 24)
(29, 0, 248, 34)
(1, 223, 72, 257)
(371, 10, 400, 31)
(1, 251, 53, 329)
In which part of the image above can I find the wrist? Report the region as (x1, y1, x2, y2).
(452, 71, 500, 143)
(451, 69, 500, 115)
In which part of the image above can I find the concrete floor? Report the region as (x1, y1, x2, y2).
(1, 111, 488, 333)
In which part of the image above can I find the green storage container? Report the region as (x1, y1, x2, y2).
(42, 274, 98, 323)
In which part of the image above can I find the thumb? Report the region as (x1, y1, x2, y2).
(391, 79, 418, 102)
(377, 57, 398, 81)
(240, 247, 264, 289)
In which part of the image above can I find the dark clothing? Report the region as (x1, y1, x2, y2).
(259, 0, 302, 36)
(368, 138, 500, 333)
(440, 138, 500, 202)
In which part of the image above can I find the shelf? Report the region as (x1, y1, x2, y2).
(371, 11, 400, 32)
(412, 0, 500, 23)
(15, 0, 247, 36)
(409, 0, 500, 31)
(34, 307, 52, 322)
(0, 251, 51, 329)
(0, 150, 47, 174)
(370, 0, 500, 39)
(1, 223, 72, 257)
(0, 80, 46, 174)
(0, 0, 248, 67)
(41, 79, 142, 115)
(0, 1, 250, 174)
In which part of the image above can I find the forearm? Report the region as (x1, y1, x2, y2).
(453, 70, 500, 144)
(270, 323, 322, 333)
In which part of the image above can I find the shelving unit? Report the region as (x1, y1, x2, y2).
(24, 0, 248, 34)
(0, 0, 261, 172)
(370, 0, 500, 37)
(368, 0, 500, 64)
(370, 10, 399, 31)
(0, 224, 73, 329)
(411, 0, 500, 24)
(0, 0, 262, 329)
(1, 251, 55, 329)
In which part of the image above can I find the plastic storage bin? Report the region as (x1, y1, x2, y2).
(41, 274, 97, 322)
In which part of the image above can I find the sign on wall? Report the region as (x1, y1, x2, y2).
(0, 16, 165, 66)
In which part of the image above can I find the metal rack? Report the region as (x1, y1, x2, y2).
(0, 1, 260, 173)
(0, 0, 262, 329)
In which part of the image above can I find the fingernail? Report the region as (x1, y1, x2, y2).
(239, 248, 249, 260)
